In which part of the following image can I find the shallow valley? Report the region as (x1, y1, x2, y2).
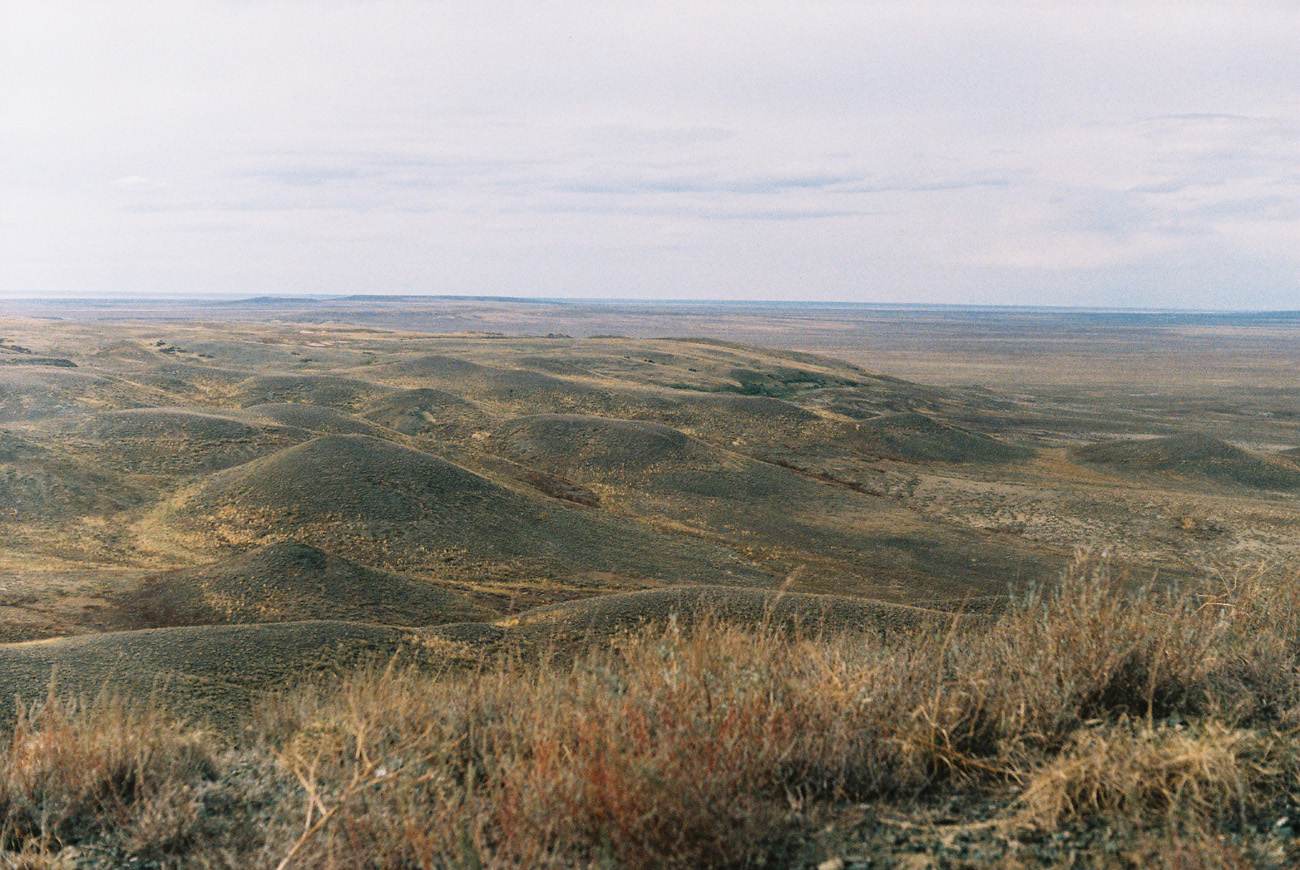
(2, 299, 1300, 866)
(3, 302, 1300, 689)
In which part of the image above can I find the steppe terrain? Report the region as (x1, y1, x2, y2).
(2, 297, 1299, 867)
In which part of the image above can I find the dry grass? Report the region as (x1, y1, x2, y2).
(259, 625, 834, 869)
(1017, 720, 1269, 829)
(0, 690, 217, 865)
(0, 554, 1297, 868)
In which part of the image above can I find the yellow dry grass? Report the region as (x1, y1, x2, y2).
(0, 555, 1287, 867)
(1016, 719, 1270, 830)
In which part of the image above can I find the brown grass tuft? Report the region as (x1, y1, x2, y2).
(1017, 719, 1269, 829)
(0, 689, 216, 862)
(0, 553, 1297, 867)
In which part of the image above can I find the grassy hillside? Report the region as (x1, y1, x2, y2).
(0, 556, 1296, 868)
(114, 540, 489, 629)
(152, 433, 767, 583)
(6, 312, 1300, 866)
(1075, 433, 1300, 491)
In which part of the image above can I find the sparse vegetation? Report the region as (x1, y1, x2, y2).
(1, 555, 1297, 868)
(9, 304, 1300, 866)
(1075, 433, 1300, 491)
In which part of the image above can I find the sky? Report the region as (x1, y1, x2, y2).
(3, 1, 1299, 309)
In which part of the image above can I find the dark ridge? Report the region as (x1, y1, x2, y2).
(166, 434, 766, 581)
(1075, 433, 1300, 490)
(117, 541, 487, 628)
(242, 402, 387, 436)
(496, 414, 699, 472)
(0, 357, 76, 368)
(233, 296, 325, 305)
(845, 412, 1031, 463)
(499, 585, 945, 646)
(362, 388, 494, 435)
(234, 374, 388, 409)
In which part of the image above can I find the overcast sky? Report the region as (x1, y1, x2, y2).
(3, 1, 1298, 309)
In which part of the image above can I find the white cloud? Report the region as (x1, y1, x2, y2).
(2, 1, 1299, 306)
(112, 175, 165, 191)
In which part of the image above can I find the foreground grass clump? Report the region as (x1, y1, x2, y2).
(2, 557, 1299, 868)
(0, 693, 219, 864)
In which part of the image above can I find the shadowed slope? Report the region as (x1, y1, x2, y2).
(362, 388, 494, 436)
(490, 414, 1057, 600)
(72, 407, 308, 474)
(157, 434, 764, 582)
(240, 402, 389, 437)
(1075, 433, 1300, 490)
(352, 348, 837, 453)
(655, 392, 822, 454)
(496, 414, 706, 474)
(116, 541, 490, 628)
(233, 374, 388, 410)
(0, 432, 141, 521)
(843, 412, 1031, 464)
(354, 355, 639, 417)
(494, 413, 794, 500)
(0, 621, 432, 729)
(495, 585, 946, 646)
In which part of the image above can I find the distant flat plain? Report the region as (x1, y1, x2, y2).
(22, 294, 1298, 389)
(21, 295, 1300, 441)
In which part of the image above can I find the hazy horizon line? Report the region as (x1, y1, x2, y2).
(3, 293, 1298, 318)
